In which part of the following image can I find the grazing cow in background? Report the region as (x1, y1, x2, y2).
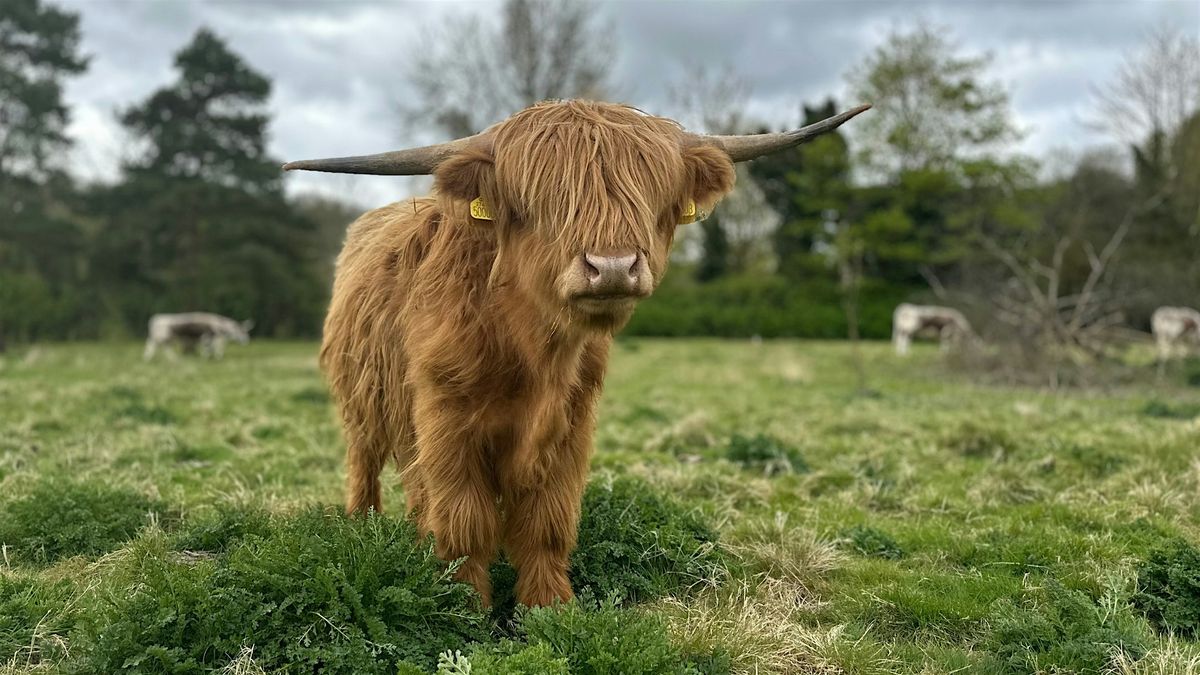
(893, 303, 974, 356)
(1152, 306, 1200, 371)
(287, 99, 870, 607)
(143, 313, 253, 361)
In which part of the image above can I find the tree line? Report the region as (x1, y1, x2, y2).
(1, 0, 1197, 344)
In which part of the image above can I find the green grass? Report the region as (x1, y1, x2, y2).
(1, 340, 1199, 673)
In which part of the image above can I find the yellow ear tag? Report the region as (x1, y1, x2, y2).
(678, 200, 696, 224)
(469, 197, 494, 221)
(678, 199, 709, 224)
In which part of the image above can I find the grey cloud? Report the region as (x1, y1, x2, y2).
(54, 0, 1200, 205)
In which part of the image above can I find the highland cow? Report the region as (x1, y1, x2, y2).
(286, 99, 869, 607)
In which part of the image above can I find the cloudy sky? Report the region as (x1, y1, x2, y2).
(58, 0, 1199, 205)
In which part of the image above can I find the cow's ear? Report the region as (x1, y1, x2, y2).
(683, 144, 736, 213)
(434, 147, 495, 202)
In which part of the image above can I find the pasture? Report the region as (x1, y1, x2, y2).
(2, 340, 1200, 673)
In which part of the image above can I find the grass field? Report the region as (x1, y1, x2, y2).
(2, 340, 1200, 673)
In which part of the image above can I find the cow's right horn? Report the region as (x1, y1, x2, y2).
(282, 132, 489, 175)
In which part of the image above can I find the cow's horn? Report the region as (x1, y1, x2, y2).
(282, 132, 488, 175)
(687, 104, 871, 162)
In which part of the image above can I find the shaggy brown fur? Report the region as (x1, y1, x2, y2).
(321, 100, 735, 607)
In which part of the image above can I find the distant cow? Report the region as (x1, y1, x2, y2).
(1152, 306, 1200, 368)
(143, 313, 252, 361)
(286, 99, 870, 607)
(893, 303, 974, 356)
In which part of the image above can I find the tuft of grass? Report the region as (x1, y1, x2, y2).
(941, 422, 1016, 460)
(0, 478, 171, 564)
(569, 477, 727, 604)
(838, 525, 903, 560)
(727, 513, 842, 589)
(723, 433, 807, 476)
(0, 572, 75, 667)
(652, 580, 843, 675)
(73, 508, 488, 674)
(1133, 539, 1200, 638)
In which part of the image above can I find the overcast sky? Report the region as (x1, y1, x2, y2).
(57, 0, 1199, 205)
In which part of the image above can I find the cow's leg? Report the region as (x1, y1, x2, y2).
(501, 398, 593, 608)
(345, 425, 388, 515)
(412, 391, 500, 605)
(895, 330, 911, 356)
(143, 337, 158, 361)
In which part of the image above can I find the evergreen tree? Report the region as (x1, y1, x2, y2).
(0, 0, 89, 342)
(94, 28, 325, 337)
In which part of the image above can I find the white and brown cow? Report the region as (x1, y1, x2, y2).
(893, 303, 974, 356)
(1152, 306, 1200, 368)
(143, 312, 253, 361)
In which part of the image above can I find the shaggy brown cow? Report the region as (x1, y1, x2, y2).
(285, 99, 868, 607)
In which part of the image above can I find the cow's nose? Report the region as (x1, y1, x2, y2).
(580, 252, 644, 297)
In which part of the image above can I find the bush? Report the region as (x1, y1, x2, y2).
(570, 477, 727, 604)
(838, 525, 904, 560)
(624, 273, 914, 339)
(0, 573, 75, 666)
(1132, 539, 1200, 637)
(724, 433, 807, 476)
(170, 502, 274, 553)
(1141, 399, 1200, 420)
(0, 478, 170, 564)
(74, 508, 488, 674)
(986, 579, 1148, 674)
(516, 596, 717, 675)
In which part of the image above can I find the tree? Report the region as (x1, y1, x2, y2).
(1091, 24, 1200, 152)
(95, 29, 325, 337)
(0, 0, 87, 182)
(846, 22, 1018, 178)
(0, 0, 89, 342)
(403, 0, 612, 138)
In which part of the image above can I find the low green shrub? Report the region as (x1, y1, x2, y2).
(517, 596, 720, 675)
(170, 502, 274, 553)
(985, 579, 1148, 674)
(942, 422, 1015, 460)
(724, 433, 807, 476)
(0, 573, 75, 666)
(74, 508, 487, 674)
(0, 478, 170, 564)
(1141, 399, 1200, 420)
(570, 477, 727, 603)
(838, 525, 904, 560)
(1132, 539, 1200, 638)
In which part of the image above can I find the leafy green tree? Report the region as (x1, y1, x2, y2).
(847, 22, 1018, 178)
(94, 29, 325, 337)
(0, 0, 89, 342)
(694, 214, 730, 282)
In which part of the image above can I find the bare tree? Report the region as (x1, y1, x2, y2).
(980, 191, 1167, 387)
(1091, 23, 1200, 149)
(666, 63, 778, 273)
(401, 0, 612, 138)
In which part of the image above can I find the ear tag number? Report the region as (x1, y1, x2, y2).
(470, 197, 494, 221)
(678, 199, 709, 224)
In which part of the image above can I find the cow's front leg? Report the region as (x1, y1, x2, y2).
(413, 391, 501, 605)
(501, 431, 590, 607)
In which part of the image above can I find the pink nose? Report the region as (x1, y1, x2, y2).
(580, 252, 645, 297)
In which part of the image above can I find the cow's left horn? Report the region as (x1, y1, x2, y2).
(282, 131, 490, 175)
(687, 104, 871, 162)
